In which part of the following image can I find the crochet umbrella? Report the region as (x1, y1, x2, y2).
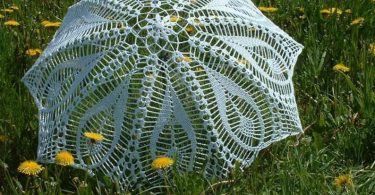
(23, 0, 303, 190)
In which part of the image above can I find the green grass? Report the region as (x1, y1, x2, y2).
(1, 0, 374, 194)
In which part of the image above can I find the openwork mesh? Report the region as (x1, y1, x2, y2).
(22, 0, 303, 190)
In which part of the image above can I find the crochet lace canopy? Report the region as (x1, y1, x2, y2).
(23, 0, 303, 190)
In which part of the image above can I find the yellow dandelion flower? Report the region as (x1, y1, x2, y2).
(41, 20, 62, 28)
(0, 14, 4, 19)
(117, 22, 125, 29)
(41, 20, 50, 26)
(344, 9, 352, 14)
(334, 174, 352, 188)
(170, 15, 181, 22)
(48, 22, 62, 27)
(320, 8, 343, 16)
(369, 43, 375, 56)
(258, 6, 278, 13)
(2, 9, 14, 13)
(185, 25, 195, 34)
(237, 58, 249, 65)
(183, 55, 193, 63)
(84, 132, 104, 142)
(351, 17, 364, 26)
(333, 8, 343, 15)
(152, 156, 174, 170)
(9, 5, 19, 10)
(195, 66, 204, 72)
(17, 160, 44, 176)
(146, 73, 154, 79)
(26, 48, 43, 57)
(0, 134, 7, 142)
(55, 151, 75, 166)
(248, 27, 257, 32)
(178, 55, 193, 63)
(333, 63, 350, 73)
(319, 9, 330, 15)
(4, 20, 20, 26)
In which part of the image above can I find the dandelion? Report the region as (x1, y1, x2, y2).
(41, 21, 51, 26)
(0, 134, 7, 142)
(334, 174, 352, 188)
(55, 151, 74, 166)
(237, 58, 249, 65)
(84, 132, 104, 142)
(9, 5, 19, 10)
(248, 27, 256, 32)
(178, 55, 193, 63)
(333, 63, 350, 73)
(0, 14, 4, 19)
(195, 66, 204, 72)
(185, 26, 195, 34)
(41, 20, 62, 28)
(146, 73, 154, 79)
(2, 9, 14, 13)
(152, 156, 174, 170)
(351, 17, 364, 26)
(344, 9, 352, 14)
(4, 20, 20, 26)
(26, 48, 43, 57)
(117, 22, 125, 29)
(182, 55, 193, 63)
(17, 160, 44, 176)
(320, 8, 343, 16)
(369, 43, 375, 56)
(258, 6, 278, 13)
(170, 15, 181, 22)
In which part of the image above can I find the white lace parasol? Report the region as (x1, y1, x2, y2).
(22, 0, 303, 190)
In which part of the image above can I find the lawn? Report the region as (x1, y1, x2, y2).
(0, 0, 374, 194)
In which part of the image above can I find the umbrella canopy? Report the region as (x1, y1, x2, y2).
(22, 0, 303, 190)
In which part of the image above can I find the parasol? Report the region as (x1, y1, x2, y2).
(22, 0, 303, 190)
